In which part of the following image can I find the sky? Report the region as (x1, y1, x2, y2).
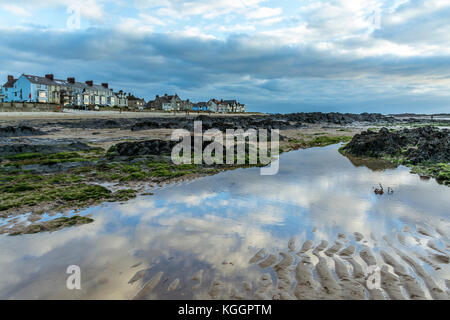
(0, 0, 449, 114)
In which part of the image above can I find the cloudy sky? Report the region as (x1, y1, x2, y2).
(0, 0, 449, 114)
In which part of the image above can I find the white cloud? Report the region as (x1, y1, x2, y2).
(116, 17, 154, 34)
(165, 26, 217, 40)
(147, 0, 266, 19)
(0, 4, 32, 17)
(247, 7, 282, 19)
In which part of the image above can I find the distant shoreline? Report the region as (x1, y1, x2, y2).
(0, 110, 265, 120)
(0, 109, 449, 121)
(389, 113, 450, 117)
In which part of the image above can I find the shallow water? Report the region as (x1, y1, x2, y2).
(0, 144, 449, 299)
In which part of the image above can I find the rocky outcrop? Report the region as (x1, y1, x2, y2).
(7, 113, 442, 135)
(403, 127, 450, 164)
(277, 112, 395, 125)
(129, 113, 395, 132)
(0, 141, 92, 157)
(343, 126, 450, 164)
(0, 125, 45, 137)
(111, 139, 179, 156)
(18, 112, 394, 133)
(342, 128, 408, 158)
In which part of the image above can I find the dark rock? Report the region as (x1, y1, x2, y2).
(112, 139, 179, 156)
(18, 112, 397, 133)
(37, 119, 123, 130)
(103, 120, 121, 128)
(131, 121, 162, 131)
(343, 126, 450, 164)
(0, 125, 45, 137)
(0, 141, 92, 157)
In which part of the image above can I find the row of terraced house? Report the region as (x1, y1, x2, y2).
(0, 74, 131, 108)
(146, 94, 245, 113)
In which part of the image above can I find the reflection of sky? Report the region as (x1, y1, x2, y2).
(0, 144, 449, 299)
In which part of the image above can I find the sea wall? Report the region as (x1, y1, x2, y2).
(0, 102, 60, 112)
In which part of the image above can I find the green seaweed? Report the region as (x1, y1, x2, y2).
(308, 135, 352, 147)
(9, 216, 94, 236)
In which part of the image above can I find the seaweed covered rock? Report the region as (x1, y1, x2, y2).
(111, 139, 179, 156)
(0, 125, 45, 137)
(343, 126, 449, 164)
(342, 127, 408, 157)
(131, 121, 163, 131)
(129, 112, 394, 133)
(403, 127, 450, 164)
(9, 216, 94, 236)
(0, 141, 92, 157)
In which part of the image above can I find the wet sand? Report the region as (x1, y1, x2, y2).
(128, 221, 449, 300)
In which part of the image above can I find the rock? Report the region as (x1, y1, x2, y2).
(343, 126, 449, 164)
(0, 141, 92, 157)
(0, 125, 45, 137)
(111, 139, 179, 156)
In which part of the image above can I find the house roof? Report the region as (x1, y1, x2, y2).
(195, 101, 207, 106)
(223, 100, 237, 104)
(23, 74, 57, 86)
(157, 94, 181, 103)
(128, 95, 144, 101)
(160, 96, 171, 103)
(2, 78, 16, 88)
(23, 74, 112, 93)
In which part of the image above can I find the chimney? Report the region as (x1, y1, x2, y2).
(164, 93, 168, 97)
(156, 95, 159, 98)
(101, 83, 108, 88)
(85, 80, 93, 86)
(67, 77, 75, 84)
(45, 74, 54, 81)
(7, 75, 14, 82)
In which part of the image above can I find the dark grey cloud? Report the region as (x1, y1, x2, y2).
(375, 1, 450, 46)
(0, 25, 449, 114)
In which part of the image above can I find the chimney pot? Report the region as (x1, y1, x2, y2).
(85, 80, 93, 87)
(101, 83, 108, 88)
(67, 77, 75, 84)
(45, 74, 54, 81)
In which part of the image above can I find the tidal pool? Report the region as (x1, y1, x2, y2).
(0, 144, 449, 299)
